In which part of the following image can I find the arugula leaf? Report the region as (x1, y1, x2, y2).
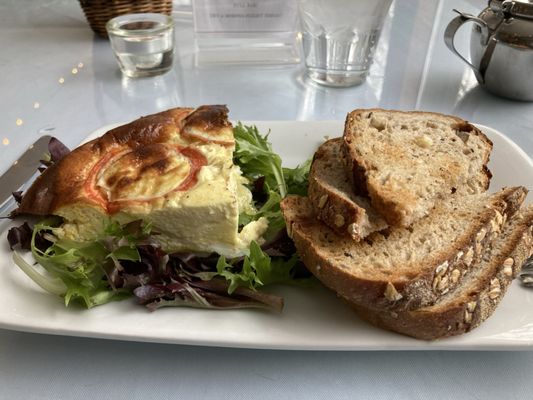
(233, 123, 311, 234)
(233, 123, 312, 199)
(233, 123, 287, 197)
(284, 158, 312, 196)
(224, 124, 313, 294)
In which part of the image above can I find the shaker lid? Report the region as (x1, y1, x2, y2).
(490, 0, 533, 19)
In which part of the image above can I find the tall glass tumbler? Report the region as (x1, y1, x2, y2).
(299, 0, 393, 87)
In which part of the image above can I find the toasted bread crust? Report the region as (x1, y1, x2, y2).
(351, 209, 533, 340)
(308, 138, 387, 240)
(15, 105, 230, 217)
(281, 187, 528, 312)
(342, 109, 493, 227)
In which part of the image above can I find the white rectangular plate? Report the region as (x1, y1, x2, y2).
(0, 121, 532, 350)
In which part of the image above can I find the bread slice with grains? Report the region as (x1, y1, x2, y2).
(342, 109, 493, 227)
(308, 138, 388, 241)
(280, 186, 528, 311)
(352, 206, 533, 340)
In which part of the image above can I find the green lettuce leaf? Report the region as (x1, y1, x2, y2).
(233, 123, 310, 235)
(216, 241, 300, 294)
(284, 158, 312, 196)
(23, 219, 149, 308)
(233, 123, 287, 197)
(233, 123, 311, 198)
(225, 124, 312, 293)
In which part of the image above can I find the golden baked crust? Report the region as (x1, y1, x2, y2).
(15, 105, 233, 217)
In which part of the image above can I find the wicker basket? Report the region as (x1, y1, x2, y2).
(78, 0, 173, 38)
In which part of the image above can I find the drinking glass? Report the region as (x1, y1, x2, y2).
(106, 13, 174, 78)
(298, 0, 393, 87)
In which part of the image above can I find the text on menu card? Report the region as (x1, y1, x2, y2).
(193, 0, 297, 33)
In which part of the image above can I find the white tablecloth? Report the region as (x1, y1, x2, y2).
(1, 0, 532, 398)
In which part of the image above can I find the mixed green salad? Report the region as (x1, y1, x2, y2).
(7, 124, 312, 312)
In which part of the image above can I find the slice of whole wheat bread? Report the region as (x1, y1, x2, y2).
(351, 206, 533, 340)
(342, 109, 493, 227)
(280, 186, 527, 311)
(308, 138, 388, 241)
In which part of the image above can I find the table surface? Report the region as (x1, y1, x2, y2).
(1, 0, 532, 399)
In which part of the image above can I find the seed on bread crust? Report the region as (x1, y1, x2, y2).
(432, 276, 441, 291)
(501, 256, 515, 277)
(464, 309, 473, 324)
(491, 210, 503, 233)
(437, 276, 449, 292)
(384, 282, 403, 301)
(450, 269, 461, 283)
(503, 264, 513, 277)
(477, 228, 487, 242)
(464, 247, 474, 266)
(489, 278, 501, 300)
(318, 194, 328, 209)
(435, 261, 449, 277)
(489, 289, 501, 300)
(334, 214, 345, 227)
(466, 301, 477, 313)
(503, 257, 514, 268)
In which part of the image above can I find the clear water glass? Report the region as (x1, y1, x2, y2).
(106, 13, 174, 78)
(298, 0, 392, 87)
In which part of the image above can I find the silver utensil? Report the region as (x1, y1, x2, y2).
(519, 257, 533, 286)
(0, 135, 51, 217)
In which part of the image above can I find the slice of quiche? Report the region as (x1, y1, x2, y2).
(16, 105, 267, 257)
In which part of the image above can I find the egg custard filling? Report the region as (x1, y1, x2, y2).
(20, 106, 267, 258)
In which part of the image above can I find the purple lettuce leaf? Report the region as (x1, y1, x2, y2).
(7, 222, 33, 250)
(49, 137, 70, 163)
(40, 137, 70, 167)
(8, 217, 292, 313)
(11, 191, 23, 205)
(134, 277, 283, 312)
